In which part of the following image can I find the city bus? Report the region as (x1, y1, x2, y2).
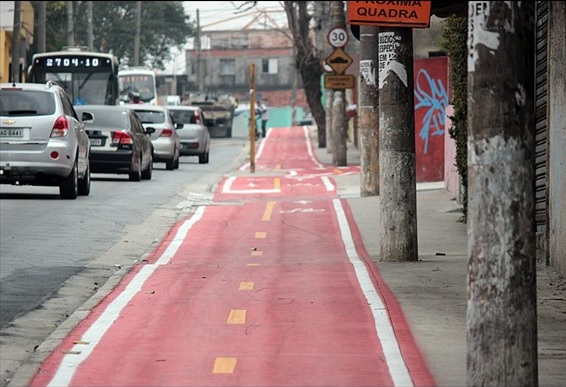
(118, 67, 160, 105)
(27, 48, 120, 106)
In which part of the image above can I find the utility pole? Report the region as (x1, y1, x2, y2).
(37, 1, 46, 53)
(315, 1, 333, 154)
(87, 1, 94, 51)
(359, 25, 379, 196)
(330, 1, 347, 166)
(66, 1, 74, 47)
(10, 0, 21, 82)
(467, 2, 537, 386)
(377, 26, 417, 262)
(134, 1, 141, 66)
(196, 9, 204, 93)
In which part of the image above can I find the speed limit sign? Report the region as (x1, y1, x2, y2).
(328, 27, 349, 48)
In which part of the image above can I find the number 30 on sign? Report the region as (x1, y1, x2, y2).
(328, 27, 349, 48)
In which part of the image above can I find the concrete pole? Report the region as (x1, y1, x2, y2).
(196, 9, 204, 93)
(37, 1, 46, 53)
(467, 2, 537, 386)
(10, 1, 21, 82)
(359, 25, 379, 197)
(66, 1, 74, 47)
(377, 27, 417, 262)
(325, 90, 334, 153)
(87, 1, 94, 51)
(330, 1, 347, 166)
(134, 1, 141, 66)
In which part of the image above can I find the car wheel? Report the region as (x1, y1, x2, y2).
(199, 151, 209, 164)
(165, 156, 175, 170)
(60, 159, 79, 199)
(174, 155, 180, 169)
(78, 162, 91, 196)
(129, 155, 142, 182)
(142, 153, 153, 180)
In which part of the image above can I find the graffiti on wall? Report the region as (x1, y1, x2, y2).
(414, 68, 448, 154)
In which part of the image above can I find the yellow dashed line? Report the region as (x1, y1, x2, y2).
(247, 263, 260, 266)
(262, 201, 276, 221)
(239, 281, 254, 290)
(275, 164, 281, 170)
(251, 250, 263, 256)
(227, 309, 246, 324)
(213, 357, 237, 374)
(334, 168, 343, 174)
(255, 232, 267, 239)
(273, 178, 281, 190)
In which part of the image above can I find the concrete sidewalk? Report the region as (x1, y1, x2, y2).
(311, 127, 566, 387)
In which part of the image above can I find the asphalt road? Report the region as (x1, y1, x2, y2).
(0, 134, 250, 387)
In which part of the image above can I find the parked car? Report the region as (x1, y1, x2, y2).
(130, 105, 181, 170)
(0, 81, 92, 199)
(74, 105, 154, 181)
(169, 105, 211, 164)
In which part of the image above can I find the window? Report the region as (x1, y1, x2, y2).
(219, 59, 236, 76)
(262, 58, 278, 74)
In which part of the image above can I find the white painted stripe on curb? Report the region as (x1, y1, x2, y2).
(47, 206, 206, 387)
(333, 198, 414, 387)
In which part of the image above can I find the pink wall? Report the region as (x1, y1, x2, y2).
(414, 57, 449, 182)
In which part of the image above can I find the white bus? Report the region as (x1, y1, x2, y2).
(118, 67, 160, 105)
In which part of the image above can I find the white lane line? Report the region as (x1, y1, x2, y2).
(332, 198, 414, 387)
(47, 206, 206, 387)
(303, 126, 324, 169)
(221, 176, 281, 194)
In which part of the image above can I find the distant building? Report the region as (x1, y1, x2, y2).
(0, 1, 34, 83)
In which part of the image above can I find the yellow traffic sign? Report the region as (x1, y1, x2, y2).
(325, 48, 353, 75)
(324, 74, 355, 89)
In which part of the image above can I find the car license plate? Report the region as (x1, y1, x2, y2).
(0, 128, 25, 138)
(90, 138, 103, 146)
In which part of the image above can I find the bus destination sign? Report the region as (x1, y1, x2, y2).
(347, 1, 432, 29)
(35, 55, 112, 69)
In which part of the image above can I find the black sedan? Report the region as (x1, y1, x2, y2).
(75, 105, 154, 181)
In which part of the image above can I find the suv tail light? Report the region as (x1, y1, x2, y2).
(159, 128, 174, 138)
(112, 131, 134, 145)
(51, 116, 69, 137)
(194, 111, 202, 124)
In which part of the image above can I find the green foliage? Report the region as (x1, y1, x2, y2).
(31, 1, 195, 70)
(439, 15, 468, 222)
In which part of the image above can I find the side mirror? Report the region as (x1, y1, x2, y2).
(81, 111, 94, 123)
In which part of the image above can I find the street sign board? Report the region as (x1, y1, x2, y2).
(328, 27, 349, 48)
(325, 48, 353, 75)
(347, 1, 432, 29)
(324, 74, 355, 89)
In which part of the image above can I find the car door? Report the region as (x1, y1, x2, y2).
(130, 111, 153, 169)
(59, 90, 89, 175)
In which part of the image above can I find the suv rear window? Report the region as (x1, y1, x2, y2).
(0, 89, 56, 116)
(170, 110, 197, 124)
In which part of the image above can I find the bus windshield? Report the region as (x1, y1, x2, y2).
(27, 50, 120, 106)
(118, 70, 158, 104)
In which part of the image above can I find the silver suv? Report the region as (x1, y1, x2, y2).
(0, 81, 92, 199)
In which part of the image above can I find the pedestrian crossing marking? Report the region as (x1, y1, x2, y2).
(213, 357, 237, 373)
(255, 232, 267, 238)
(227, 309, 246, 324)
(239, 281, 254, 290)
(247, 263, 260, 266)
(262, 201, 276, 221)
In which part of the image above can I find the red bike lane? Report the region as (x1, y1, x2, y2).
(29, 126, 435, 387)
